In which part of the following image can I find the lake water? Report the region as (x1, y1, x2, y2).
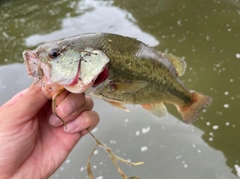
(0, 0, 240, 178)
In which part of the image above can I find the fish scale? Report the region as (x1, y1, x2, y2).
(94, 35, 189, 104)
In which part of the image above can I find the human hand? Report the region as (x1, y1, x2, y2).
(0, 84, 99, 179)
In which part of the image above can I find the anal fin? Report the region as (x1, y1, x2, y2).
(142, 103, 167, 119)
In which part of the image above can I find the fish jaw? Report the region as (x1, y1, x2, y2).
(24, 43, 83, 86)
(23, 50, 63, 98)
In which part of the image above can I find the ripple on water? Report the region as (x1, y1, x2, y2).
(234, 164, 240, 177)
(223, 104, 230, 108)
(96, 176, 104, 179)
(135, 130, 140, 136)
(142, 126, 151, 134)
(212, 125, 219, 130)
(235, 53, 240, 58)
(140, 146, 148, 152)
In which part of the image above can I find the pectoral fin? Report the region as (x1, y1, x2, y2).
(104, 99, 130, 112)
(165, 54, 186, 76)
(142, 103, 167, 119)
(108, 79, 148, 93)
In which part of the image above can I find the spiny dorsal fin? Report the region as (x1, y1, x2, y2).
(165, 54, 187, 76)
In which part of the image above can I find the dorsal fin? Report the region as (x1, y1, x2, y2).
(165, 54, 187, 76)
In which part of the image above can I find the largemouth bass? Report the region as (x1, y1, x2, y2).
(23, 33, 212, 123)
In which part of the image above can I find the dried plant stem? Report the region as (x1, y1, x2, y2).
(51, 91, 143, 179)
(87, 130, 144, 179)
(87, 143, 98, 179)
(52, 89, 67, 128)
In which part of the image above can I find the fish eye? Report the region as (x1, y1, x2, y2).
(48, 48, 60, 59)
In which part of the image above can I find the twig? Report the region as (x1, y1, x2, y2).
(87, 130, 144, 179)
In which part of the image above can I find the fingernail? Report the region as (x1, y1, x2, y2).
(49, 114, 62, 126)
(59, 100, 76, 117)
(64, 121, 77, 133)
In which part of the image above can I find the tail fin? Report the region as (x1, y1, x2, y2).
(177, 92, 213, 123)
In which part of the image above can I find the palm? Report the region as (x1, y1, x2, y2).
(6, 101, 81, 179)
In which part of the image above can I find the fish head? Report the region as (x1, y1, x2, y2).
(23, 41, 110, 96)
(24, 42, 82, 86)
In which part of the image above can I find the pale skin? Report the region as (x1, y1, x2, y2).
(0, 84, 99, 179)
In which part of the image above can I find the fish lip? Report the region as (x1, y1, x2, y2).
(23, 50, 33, 76)
(23, 50, 39, 77)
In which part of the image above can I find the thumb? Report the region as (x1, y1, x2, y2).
(13, 83, 48, 118)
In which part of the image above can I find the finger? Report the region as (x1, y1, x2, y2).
(49, 94, 93, 126)
(0, 88, 28, 109)
(64, 110, 100, 134)
(54, 90, 69, 106)
(13, 83, 48, 119)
